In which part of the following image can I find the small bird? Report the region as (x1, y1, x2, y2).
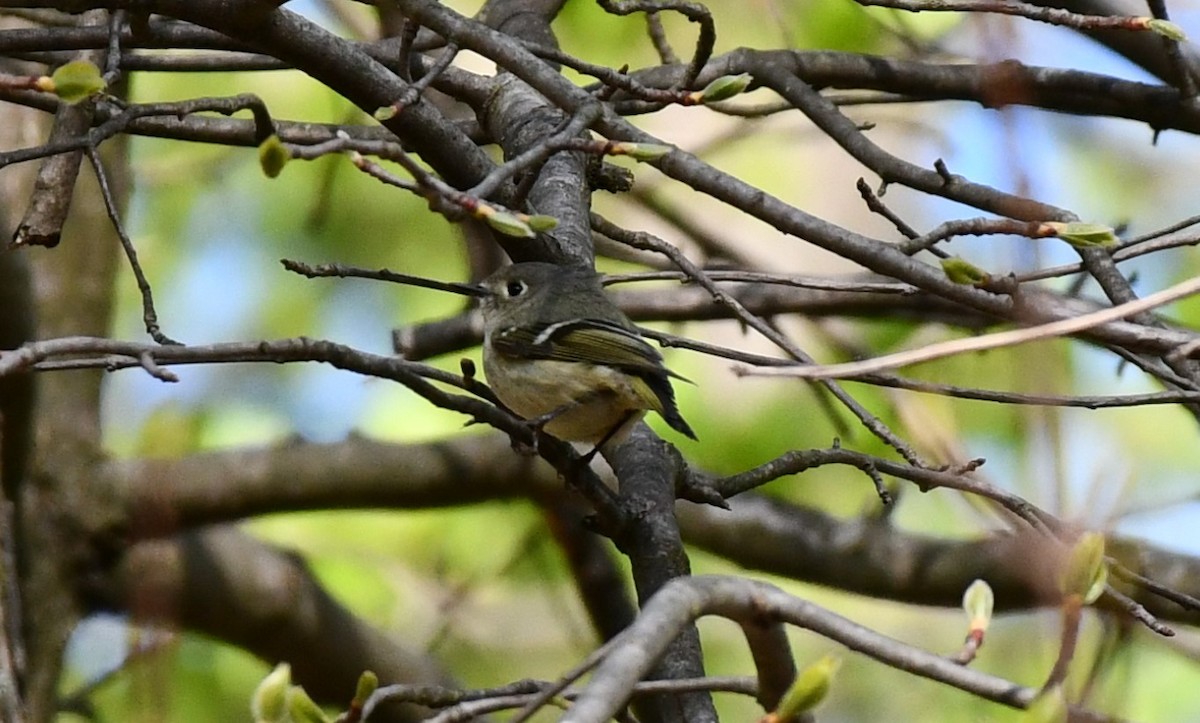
(473, 262, 696, 447)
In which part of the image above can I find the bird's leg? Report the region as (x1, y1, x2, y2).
(578, 410, 638, 466)
(525, 399, 583, 432)
(517, 402, 576, 456)
(525, 388, 616, 433)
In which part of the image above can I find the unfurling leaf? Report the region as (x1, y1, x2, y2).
(696, 73, 753, 103)
(257, 135, 291, 179)
(524, 214, 560, 232)
(1148, 18, 1187, 42)
(484, 210, 535, 238)
(354, 670, 379, 706)
(286, 686, 331, 723)
(46, 60, 106, 104)
(771, 654, 841, 720)
(250, 663, 291, 723)
(617, 142, 674, 161)
(962, 579, 994, 633)
(1044, 222, 1118, 248)
(1059, 531, 1108, 604)
(940, 256, 990, 285)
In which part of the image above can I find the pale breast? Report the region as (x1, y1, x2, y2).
(482, 353, 647, 443)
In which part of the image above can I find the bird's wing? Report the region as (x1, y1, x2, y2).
(493, 319, 687, 380)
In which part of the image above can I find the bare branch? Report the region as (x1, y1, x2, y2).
(562, 576, 1112, 722)
(102, 527, 449, 721)
(857, 0, 1166, 33)
(740, 275, 1200, 380)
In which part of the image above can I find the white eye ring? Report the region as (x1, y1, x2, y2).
(505, 280, 527, 297)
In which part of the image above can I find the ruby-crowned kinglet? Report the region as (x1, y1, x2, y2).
(469, 262, 696, 446)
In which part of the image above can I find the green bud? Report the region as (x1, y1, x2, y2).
(1148, 18, 1187, 42)
(773, 654, 841, 719)
(286, 686, 331, 723)
(962, 579, 994, 632)
(940, 256, 990, 285)
(484, 209, 535, 238)
(697, 73, 753, 103)
(619, 143, 673, 161)
(47, 60, 106, 104)
(374, 105, 398, 121)
(250, 663, 291, 723)
(354, 670, 379, 706)
(257, 135, 290, 179)
(1021, 685, 1068, 723)
(524, 214, 560, 232)
(1044, 222, 1118, 248)
(1059, 532, 1107, 604)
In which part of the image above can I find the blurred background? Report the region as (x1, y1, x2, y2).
(48, 0, 1200, 720)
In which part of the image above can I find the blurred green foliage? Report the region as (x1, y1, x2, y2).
(63, 1, 1200, 721)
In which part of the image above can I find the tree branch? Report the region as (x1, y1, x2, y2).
(100, 435, 1200, 626)
(96, 526, 450, 722)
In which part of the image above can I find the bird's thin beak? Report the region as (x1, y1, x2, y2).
(448, 281, 491, 298)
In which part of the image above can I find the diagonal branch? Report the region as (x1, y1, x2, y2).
(741, 275, 1200, 380)
(96, 526, 449, 722)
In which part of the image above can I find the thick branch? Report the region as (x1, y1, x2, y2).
(95, 526, 449, 722)
(101, 435, 1200, 626)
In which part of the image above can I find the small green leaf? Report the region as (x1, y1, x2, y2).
(354, 670, 379, 706)
(1021, 685, 1068, 723)
(1148, 18, 1187, 42)
(524, 214, 559, 232)
(773, 654, 841, 720)
(286, 686, 331, 723)
(1060, 532, 1107, 604)
(484, 210, 535, 238)
(962, 579, 994, 631)
(697, 73, 753, 103)
(257, 135, 290, 179)
(374, 105, 398, 121)
(250, 663, 291, 723)
(940, 256, 990, 285)
(48, 60, 105, 104)
(1044, 222, 1118, 248)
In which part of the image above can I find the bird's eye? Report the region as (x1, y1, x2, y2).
(506, 280, 526, 297)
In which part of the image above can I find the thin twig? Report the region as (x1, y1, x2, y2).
(85, 146, 178, 345)
(857, 0, 1173, 33)
(596, 0, 714, 89)
(0, 335, 624, 521)
(593, 213, 927, 466)
(280, 259, 485, 298)
(740, 275, 1200, 380)
(709, 446, 1051, 534)
(1108, 560, 1200, 612)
